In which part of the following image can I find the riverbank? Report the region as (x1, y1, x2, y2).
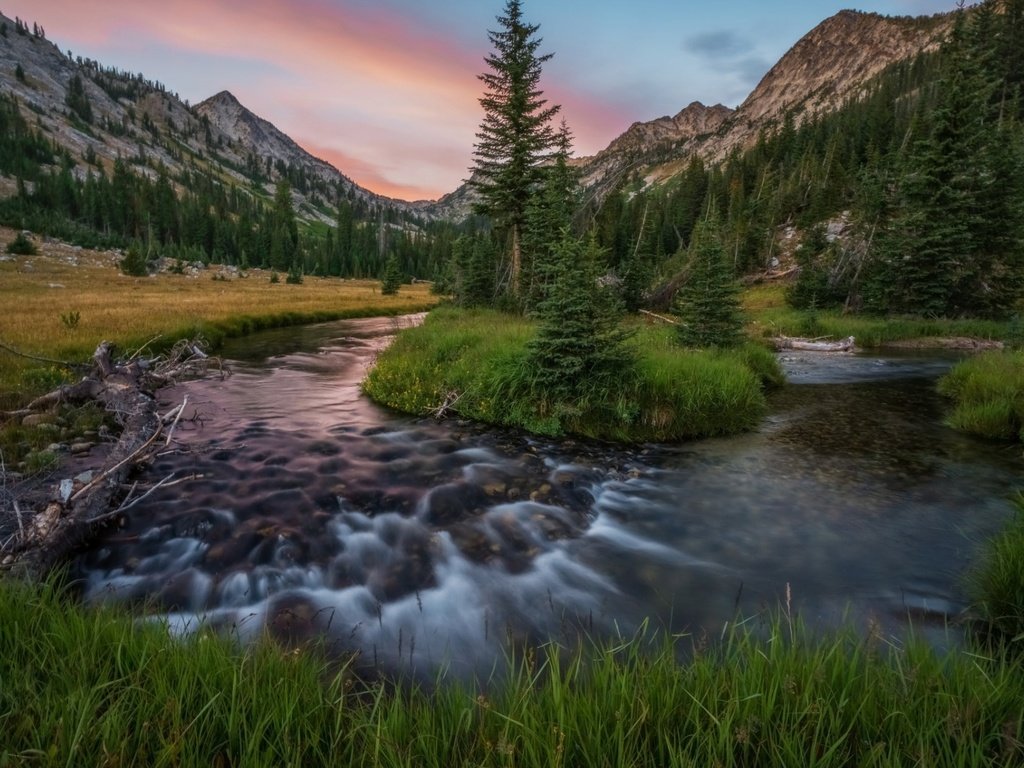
(743, 284, 1008, 348)
(363, 306, 783, 442)
(0, 238, 438, 470)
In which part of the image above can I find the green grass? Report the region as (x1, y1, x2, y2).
(363, 307, 782, 442)
(2, 579, 1022, 766)
(937, 350, 1024, 442)
(969, 495, 1024, 645)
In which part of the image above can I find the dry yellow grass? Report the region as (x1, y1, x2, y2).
(0, 229, 439, 404)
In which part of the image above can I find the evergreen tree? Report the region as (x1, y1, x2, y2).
(521, 120, 578, 310)
(470, 0, 560, 299)
(526, 233, 633, 404)
(269, 179, 298, 270)
(866, 8, 1024, 317)
(119, 243, 148, 276)
(381, 253, 402, 295)
(65, 73, 92, 124)
(457, 234, 497, 307)
(5, 231, 36, 255)
(674, 209, 744, 348)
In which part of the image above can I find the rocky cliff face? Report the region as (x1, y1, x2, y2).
(575, 102, 733, 199)
(0, 14, 429, 223)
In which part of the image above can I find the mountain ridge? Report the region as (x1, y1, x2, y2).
(0, 8, 953, 220)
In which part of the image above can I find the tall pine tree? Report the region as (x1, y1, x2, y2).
(470, 0, 560, 300)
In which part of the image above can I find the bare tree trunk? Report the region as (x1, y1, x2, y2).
(510, 224, 522, 297)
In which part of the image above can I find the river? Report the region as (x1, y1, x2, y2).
(73, 316, 1022, 681)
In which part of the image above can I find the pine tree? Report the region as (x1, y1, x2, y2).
(457, 234, 497, 307)
(119, 243, 149, 276)
(268, 179, 298, 271)
(866, 7, 1024, 317)
(381, 254, 402, 295)
(526, 233, 633, 405)
(65, 73, 92, 124)
(470, 0, 560, 299)
(521, 120, 578, 310)
(674, 209, 744, 348)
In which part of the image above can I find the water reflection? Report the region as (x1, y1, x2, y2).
(74, 319, 1022, 680)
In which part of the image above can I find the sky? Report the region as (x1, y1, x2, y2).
(5, 0, 956, 201)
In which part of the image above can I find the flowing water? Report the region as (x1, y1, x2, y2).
(74, 316, 1022, 681)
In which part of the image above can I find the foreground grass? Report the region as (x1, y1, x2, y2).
(1, 579, 1022, 767)
(938, 350, 1024, 443)
(363, 307, 782, 442)
(0, 243, 438, 409)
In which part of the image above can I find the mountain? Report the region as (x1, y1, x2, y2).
(0, 7, 955, 224)
(0, 13, 429, 224)
(580, 10, 951, 196)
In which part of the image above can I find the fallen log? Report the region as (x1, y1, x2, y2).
(774, 335, 856, 352)
(1, 339, 222, 580)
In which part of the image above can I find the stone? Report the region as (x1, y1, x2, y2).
(70, 442, 94, 454)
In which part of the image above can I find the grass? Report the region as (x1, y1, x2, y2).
(1, 578, 1022, 766)
(937, 350, 1024, 443)
(363, 306, 783, 442)
(969, 495, 1024, 645)
(743, 283, 1008, 347)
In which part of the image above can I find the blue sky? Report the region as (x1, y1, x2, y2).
(6, 0, 957, 199)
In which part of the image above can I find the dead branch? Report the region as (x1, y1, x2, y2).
(0, 339, 90, 371)
(639, 309, 680, 326)
(432, 390, 463, 420)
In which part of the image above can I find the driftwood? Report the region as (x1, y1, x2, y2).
(774, 335, 856, 352)
(639, 309, 680, 326)
(1, 339, 222, 580)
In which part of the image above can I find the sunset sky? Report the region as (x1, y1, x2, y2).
(5, 0, 955, 201)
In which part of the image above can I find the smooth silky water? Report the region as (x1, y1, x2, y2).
(74, 316, 1023, 680)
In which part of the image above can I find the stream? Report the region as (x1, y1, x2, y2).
(73, 316, 1023, 681)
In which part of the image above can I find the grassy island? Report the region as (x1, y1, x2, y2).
(363, 306, 783, 442)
